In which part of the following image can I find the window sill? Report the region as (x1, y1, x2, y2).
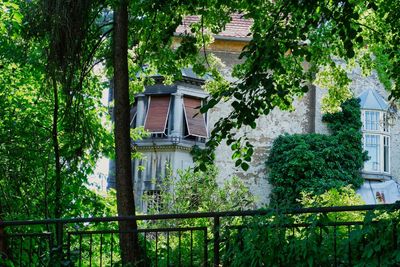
(361, 171, 392, 181)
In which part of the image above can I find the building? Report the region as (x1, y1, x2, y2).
(108, 15, 400, 211)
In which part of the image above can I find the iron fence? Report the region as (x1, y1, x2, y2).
(0, 203, 399, 266)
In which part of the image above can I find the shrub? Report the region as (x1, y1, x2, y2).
(141, 165, 256, 266)
(145, 165, 256, 214)
(223, 206, 400, 267)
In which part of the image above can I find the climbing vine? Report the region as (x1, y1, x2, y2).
(267, 98, 367, 206)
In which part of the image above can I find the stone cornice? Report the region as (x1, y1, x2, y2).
(133, 144, 193, 152)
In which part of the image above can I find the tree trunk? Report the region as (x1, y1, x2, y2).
(51, 76, 62, 220)
(113, 0, 140, 264)
(51, 75, 64, 261)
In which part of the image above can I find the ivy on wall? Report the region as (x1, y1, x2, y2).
(267, 98, 368, 206)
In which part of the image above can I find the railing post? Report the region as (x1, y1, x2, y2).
(56, 222, 64, 263)
(213, 216, 220, 267)
(0, 221, 6, 259)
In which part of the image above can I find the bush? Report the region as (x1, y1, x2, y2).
(267, 98, 367, 206)
(224, 186, 398, 267)
(145, 165, 256, 214)
(140, 165, 256, 266)
(223, 207, 400, 267)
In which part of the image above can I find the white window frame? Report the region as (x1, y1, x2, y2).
(362, 110, 390, 174)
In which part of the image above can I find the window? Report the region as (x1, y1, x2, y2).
(138, 93, 208, 141)
(364, 111, 380, 131)
(376, 192, 386, 204)
(362, 110, 390, 174)
(130, 105, 137, 128)
(383, 113, 389, 132)
(384, 136, 389, 172)
(143, 190, 162, 212)
(364, 134, 380, 171)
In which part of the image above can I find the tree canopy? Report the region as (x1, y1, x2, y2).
(1, 0, 399, 217)
(0, 0, 113, 220)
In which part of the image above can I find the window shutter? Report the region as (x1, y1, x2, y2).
(144, 95, 171, 133)
(130, 105, 137, 127)
(183, 97, 208, 138)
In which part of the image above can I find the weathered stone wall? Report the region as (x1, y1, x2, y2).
(210, 52, 314, 206)
(209, 53, 400, 206)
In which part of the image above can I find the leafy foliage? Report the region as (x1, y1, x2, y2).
(1, 0, 399, 263)
(301, 186, 365, 208)
(193, 0, 400, 170)
(266, 98, 367, 206)
(0, 0, 115, 222)
(139, 165, 256, 266)
(223, 187, 396, 267)
(223, 206, 400, 266)
(300, 186, 366, 223)
(145, 165, 256, 215)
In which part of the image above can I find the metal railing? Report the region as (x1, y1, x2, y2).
(0, 203, 399, 266)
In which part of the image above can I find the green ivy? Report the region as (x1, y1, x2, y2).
(267, 98, 367, 206)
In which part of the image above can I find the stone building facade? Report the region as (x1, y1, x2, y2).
(109, 15, 400, 211)
(201, 18, 400, 206)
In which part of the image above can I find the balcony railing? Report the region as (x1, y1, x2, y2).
(0, 203, 399, 266)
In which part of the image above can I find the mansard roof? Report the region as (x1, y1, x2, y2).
(358, 89, 388, 111)
(138, 67, 209, 86)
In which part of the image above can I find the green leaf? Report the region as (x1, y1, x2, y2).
(235, 159, 242, 167)
(241, 162, 249, 171)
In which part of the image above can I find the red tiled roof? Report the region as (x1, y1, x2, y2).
(175, 14, 252, 39)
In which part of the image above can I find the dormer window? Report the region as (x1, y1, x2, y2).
(359, 89, 390, 176)
(131, 75, 209, 144)
(125, 69, 210, 212)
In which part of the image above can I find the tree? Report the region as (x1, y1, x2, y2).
(113, 0, 140, 264)
(0, 0, 114, 219)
